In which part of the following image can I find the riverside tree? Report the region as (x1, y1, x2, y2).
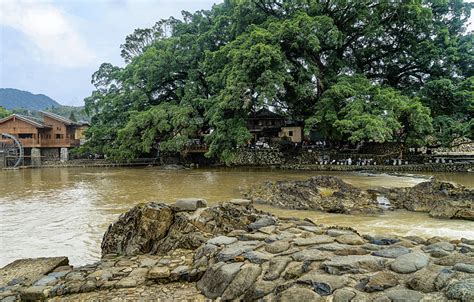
(0, 107, 10, 119)
(83, 0, 473, 162)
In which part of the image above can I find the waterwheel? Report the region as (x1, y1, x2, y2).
(0, 133, 24, 168)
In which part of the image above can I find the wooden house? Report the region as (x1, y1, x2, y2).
(0, 111, 86, 163)
(247, 108, 285, 142)
(246, 109, 303, 143)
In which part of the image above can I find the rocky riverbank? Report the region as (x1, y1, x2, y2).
(243, 176, 381, 214)
(245, 176, 474, 220)
(1, 200, 473, 301)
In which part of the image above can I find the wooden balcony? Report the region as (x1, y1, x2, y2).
(0, 138, 80, 148)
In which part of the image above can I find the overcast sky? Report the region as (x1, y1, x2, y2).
(0, 0, 473, 106)
(0, 0, 220, 106)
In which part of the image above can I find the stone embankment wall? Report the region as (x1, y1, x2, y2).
(231, 149, 473, 172)
(2, 201, 473, 301)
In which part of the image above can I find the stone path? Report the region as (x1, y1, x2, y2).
(1, 200, 473, 301)
(191, 216, 474, 301)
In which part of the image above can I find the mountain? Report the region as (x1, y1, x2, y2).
(0, 88, 61, 110)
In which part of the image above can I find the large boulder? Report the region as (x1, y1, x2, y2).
(101, 201, 271, 256)
(101, 202, 174, 255)
(244, 176, 381, 214)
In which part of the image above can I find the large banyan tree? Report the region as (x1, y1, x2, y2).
(83, 0, 473, 162)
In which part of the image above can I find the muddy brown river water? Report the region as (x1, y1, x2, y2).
(0, 167, 473, 267)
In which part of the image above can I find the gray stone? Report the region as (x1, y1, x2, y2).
(0, 257, 69, 286)
(229, 199, 252, 206)
(128, 267, 149, 279)
(298, 272, 348, 295)
(259, 225, 277, 234)
(279, 286, 322, 302)
(245, 280, 277, 300)
(316, 243, 352, 252)
(265, 241, 290, 254)
(170, 265, 190, 281)
(195, 243, 219, 259)
(333, 288, 356, 302)
(263, 257, 291, 281)
(283, 262, 304, 279)
(423, 241, 455, 252)
(372, 246, 411, 258)
(459, 243, 474, 253)
(80, 280, 97, 292)
(390, 252, 429, 274)
(453, 263, 474, 273)
(147, 266, 170, 279)
(216, 241, 262, 262)
(139, 258, 158, 267)
(461, 238, 474, 245)
(293, 235, 334, 246)
(248, 216, 277, 232)
(365, 235, 399, 246)
(407, 268, 439, 293)
(384, 288, 424, 302)
(1, 296, 17, 302)
(291, 250, 332, 262)
(445, 278, 474, 301)
(33, 275, 57, 286)
(434, 268, 457, 290)
(221, 264, 262, 300)
(197, 262, 243, 299)
(240, 233, 268, 241)
(207, 236, 238, 246)
(322, 255, 387, 275)
(173, 198, 207, 211)
(327, 229, 356, 237)
(243, 251, 271, 264)
(298, 226, 324, 233)
(363, 271, 398, 292)
(20, 286, 50, 301)
(422, 242, 455, 257)
(434, 252, 474, 266)
(116, 277, 137, 288)
(335, 234, 365, 245)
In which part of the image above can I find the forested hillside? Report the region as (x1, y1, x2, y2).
(0, 88, 60, 110)
(83, 0, 474, 162)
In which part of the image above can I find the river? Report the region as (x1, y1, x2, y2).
(0, 167, 473, 267)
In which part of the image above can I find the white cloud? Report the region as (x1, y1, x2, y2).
(0, 0, 96, 68)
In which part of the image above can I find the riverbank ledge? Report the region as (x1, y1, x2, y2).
(245, 176, 474, 220)
(1, 201, 473, 301)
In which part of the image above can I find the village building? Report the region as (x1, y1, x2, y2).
(247, 108, 303, 144)
(0, 111, 88, 165)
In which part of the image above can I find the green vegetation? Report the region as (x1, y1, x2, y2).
(0, 106, 10, 119)
(83, 0, 473, 162)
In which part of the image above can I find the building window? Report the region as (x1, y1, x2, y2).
(19, 133, 33, 139)
(288, 131, 293, 137)
(56, 134, 63, 139)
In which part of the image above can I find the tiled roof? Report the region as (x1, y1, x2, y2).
(0, 114, 48, 128)
(39, 111, 78, 125)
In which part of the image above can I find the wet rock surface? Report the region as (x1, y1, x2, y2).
(387, 179, 474, 220)
(245, 176, 474, 220)
(244, 175, 381, 214)
(1, 201, 473, 301)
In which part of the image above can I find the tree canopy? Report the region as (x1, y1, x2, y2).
(0, 106, 10, 119)
(83, 0, 473, 162)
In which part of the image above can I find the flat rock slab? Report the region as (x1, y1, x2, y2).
(390, 252, 429, 274)
(0, 257, 69, 286)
